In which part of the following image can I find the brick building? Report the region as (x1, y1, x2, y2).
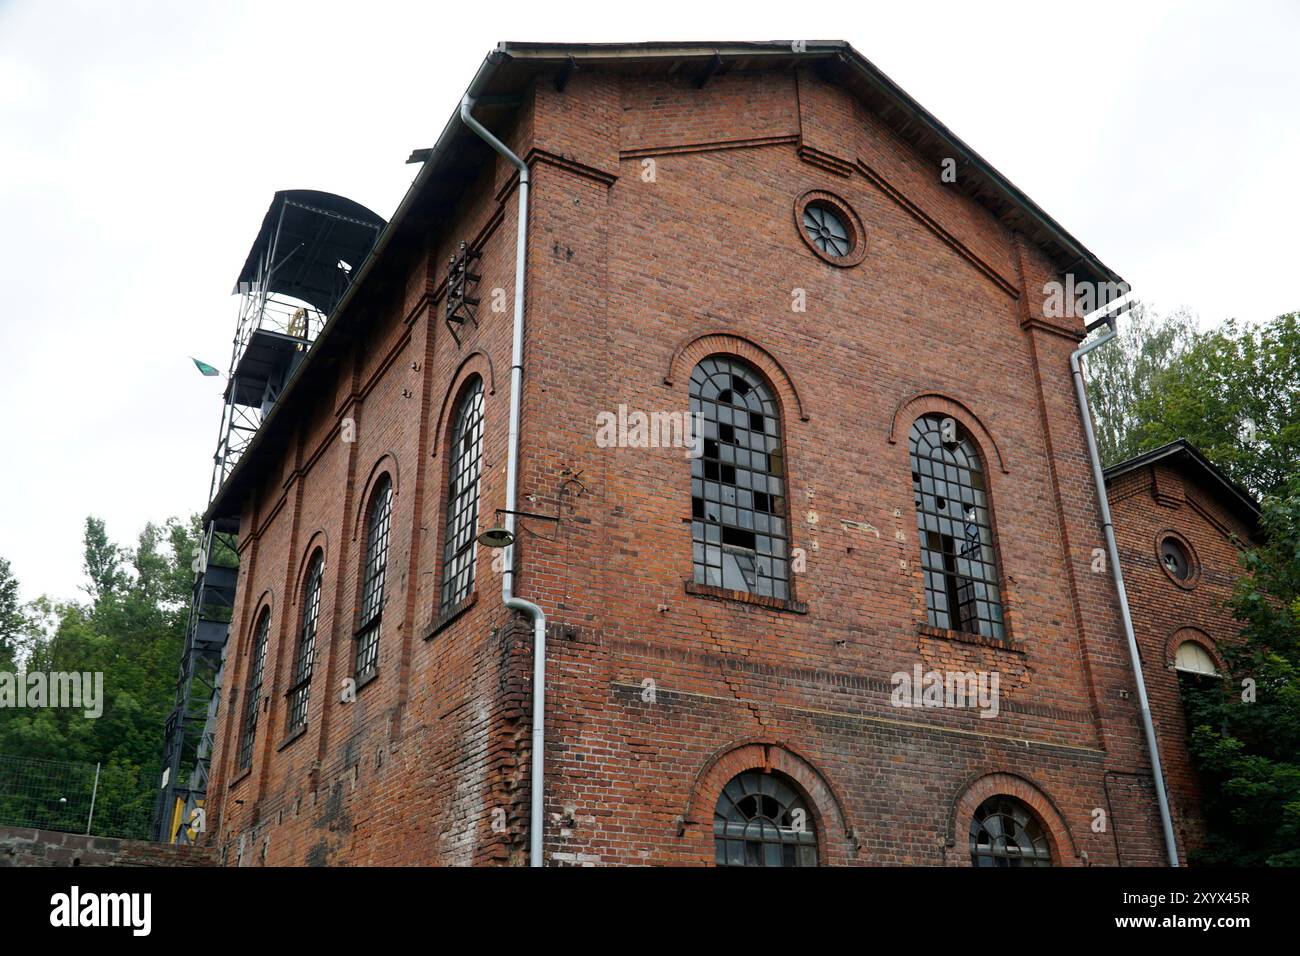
(195, 41, 1235, 867)
(1104, 441, 1261, 861)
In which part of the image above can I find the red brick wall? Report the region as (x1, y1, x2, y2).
(1107, 462, 1255, 861)
(204, 64, 1170, 866)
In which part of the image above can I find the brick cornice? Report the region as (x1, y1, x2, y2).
(797, 144, 854, 177)
(620, 134, 798, 159)
(854, 157, 1020, 299)
(1012, 234, 1087, 340)
(608, 638, 1097, 729)
(1020, 316, 1085, 342)
(522, 147, 618, 187)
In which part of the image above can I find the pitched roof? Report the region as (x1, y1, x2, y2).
(207, 40, 1124, 520)
(1103, 439, 1261, 533)
(493, 41, 1124, 288)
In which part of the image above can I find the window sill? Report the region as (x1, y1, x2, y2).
(229, 766, 252, 789)
(426, 591, 478, 639)
(354, 667, 379, 692)
(684, 580, 807, 614)
(277, 723, 309, 752)
(917, 623, 1023, 654)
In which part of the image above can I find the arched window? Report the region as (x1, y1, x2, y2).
(441, 378, 485, 613)
(237, 609, 270, 770)
(354, 476, 393, 679)
(689, 356, 789, 599)
(1175, 641, 1219, 677)
(287, 552, 323, 732)
(714, 770, 818, 867)
(909, 415, 1004, 638)
(970, 795, 1053, 867)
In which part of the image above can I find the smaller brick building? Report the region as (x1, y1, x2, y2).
(1106, 439, 1262, 861)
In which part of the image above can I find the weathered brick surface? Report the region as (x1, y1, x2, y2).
(0, 826, 215, 867)
(203, 62, 1178, 866)
(1107, 461, 1257, 862)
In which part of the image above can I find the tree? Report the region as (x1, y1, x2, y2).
(81, 517, 122, 606)
(1089, 311, 1299, 498)
(1182, 477, 1300, 866)
(1084, 303, 1198, 465)
(1128, 313, 1298, 499)
(0, 558, 30, 671)
(0, 513, 201, 839)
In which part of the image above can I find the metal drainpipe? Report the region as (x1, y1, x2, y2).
(1070, 316, 1180, 867)
(460, 91, 547, 868)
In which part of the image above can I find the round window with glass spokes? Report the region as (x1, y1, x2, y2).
(801, 203, 853, 258)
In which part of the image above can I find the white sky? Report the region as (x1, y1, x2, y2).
(1, 0, 1297, 604)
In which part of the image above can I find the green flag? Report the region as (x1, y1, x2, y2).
(191, 358, 220, 377)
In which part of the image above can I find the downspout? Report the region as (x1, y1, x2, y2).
(1070, 315, 1180, 867)
(460, 89, 547, 868)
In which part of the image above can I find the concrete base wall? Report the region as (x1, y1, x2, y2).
(0, 826, 215, 867)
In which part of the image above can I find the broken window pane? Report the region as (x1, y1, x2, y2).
(690, 357, 790, 599)
(909, 415, 1005, 638)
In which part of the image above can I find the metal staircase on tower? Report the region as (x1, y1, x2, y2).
(153, 191, 384, 843)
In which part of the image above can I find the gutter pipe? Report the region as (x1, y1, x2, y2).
(460, 82, 547, 869)
(1070, 309, 1180, 867)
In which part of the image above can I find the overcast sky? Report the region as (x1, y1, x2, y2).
(1, 0, 1297, 604)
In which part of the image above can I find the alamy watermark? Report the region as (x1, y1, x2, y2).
(595, 405, 704, 458)
(1041, 274, 1131, 319)
(0, 671, 104, 718)
(890, 664, 1000, 718)
(50, 886, 151, 936)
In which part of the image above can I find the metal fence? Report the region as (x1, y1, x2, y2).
(0, 754, 158, 840)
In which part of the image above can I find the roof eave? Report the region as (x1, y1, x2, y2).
(206, 40, 1126, 522)
(1103, 439, 1262, 532)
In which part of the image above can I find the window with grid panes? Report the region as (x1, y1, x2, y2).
(354, 476, 392, 679)
(714, 770, 818, 867)
(969, 796, 1053, 867)
(909, 415, 1005, 639)
(689, 357, 789, 599)
(237, 609, 270, 770)
(441, 379, 484, 613)
(286, 552, 323, 731)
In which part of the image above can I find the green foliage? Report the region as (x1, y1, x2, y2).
(0, 558, 29, 672)
(1088, 311, 1299, 498)
(1084, 304, 1198, 465)
(1183, 479, 1300, 866)
(81, 516, 122, 605)
(0, 515, 201, 839)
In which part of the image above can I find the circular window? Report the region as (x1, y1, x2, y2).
(1160, 539, 1189, 578)
(793, 190, 866, 267)
(1157, 532, 1199, 587)
(802, 204, 851, 257)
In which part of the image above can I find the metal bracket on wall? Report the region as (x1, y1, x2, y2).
(445, 240, 482, 346)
